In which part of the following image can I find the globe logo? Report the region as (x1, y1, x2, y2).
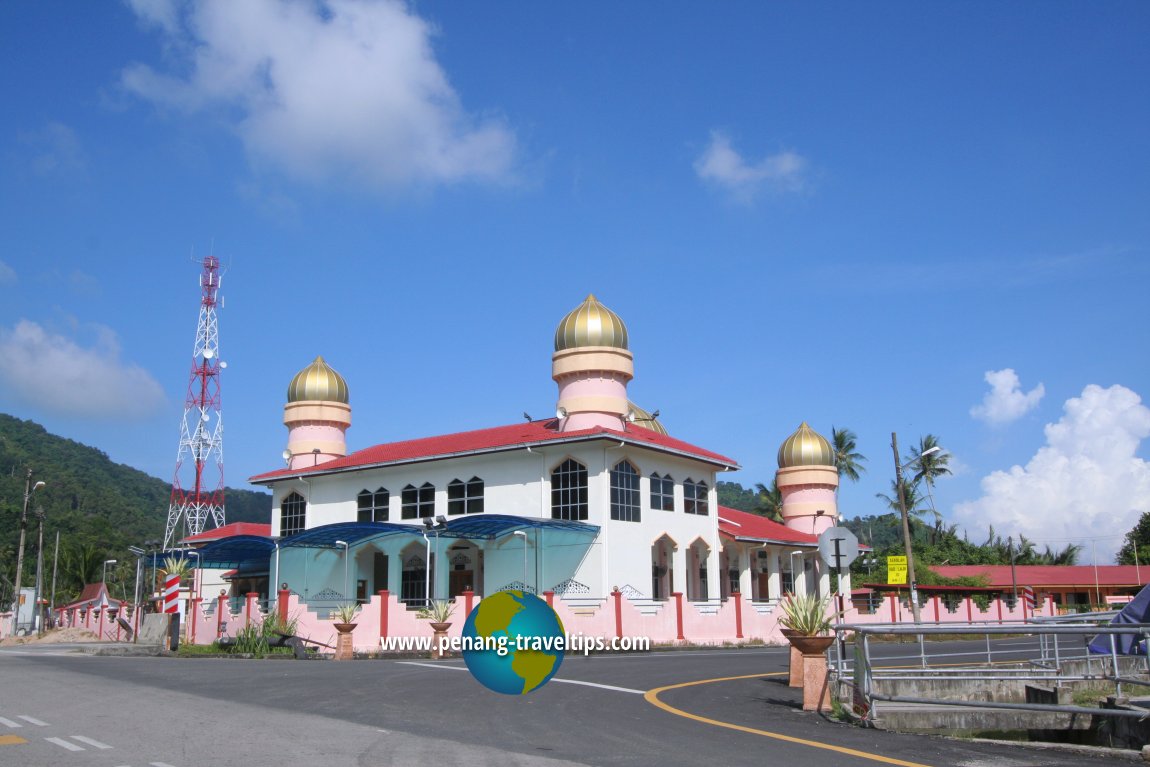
(461, 591, 565, 695)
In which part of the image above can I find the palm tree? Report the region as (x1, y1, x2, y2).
(754, 480, 784, 522)
(876, 478, 938, 540)
(832, 427, 867, 484)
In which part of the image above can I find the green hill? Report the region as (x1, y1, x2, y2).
(0, 413, 271, 606)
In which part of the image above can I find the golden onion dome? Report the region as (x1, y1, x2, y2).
(628, 402, 668, 435)
(777, 422, 834, 468)
(554, 294, 629, 351)
(287, 356, 349, 404)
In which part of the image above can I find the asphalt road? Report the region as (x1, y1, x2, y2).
(0, 642, 1138, 767)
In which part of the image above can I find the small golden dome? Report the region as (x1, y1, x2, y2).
(554, 294, 629, 351)
(628, 402, 668, 436)
(777, 422, 834, 468)
(287, 356, 349, 404)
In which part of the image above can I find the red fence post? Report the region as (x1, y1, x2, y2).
(278, 585, 290, 622)
(543, 590, 554, 608)
(464, 589, 475, 617)
(996, 597, 1003, 624)
(932, 595, 940, 623)
(245, 592, 258, 628)
(733, 590, 744, 639)
(966, 597, 972, 623)
(378, 590, 389, 640)
(613, 589, 623, 640)
(672, 591, 685, 641)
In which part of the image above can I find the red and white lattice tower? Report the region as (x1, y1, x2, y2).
(164, 256, 225, 548)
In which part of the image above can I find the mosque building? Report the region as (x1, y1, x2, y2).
(245, 295, 842, 618)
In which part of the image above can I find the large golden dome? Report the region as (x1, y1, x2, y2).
(287, 356, 349, 404)
(628, 402, 667, 435)
(554, 294, 628, 351)
(777, 422, 834, 468)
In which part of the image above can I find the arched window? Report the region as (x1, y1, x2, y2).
(684, 479, 709, 515)
(280, 491, 306, 536)
(401, 482, 436, 519)
(610, 460, 640, 522)
(357, 487, 389, 522)
(551, 458, 588, 521)
(448, 477, 484, 515)
(650, 473, 674, 511)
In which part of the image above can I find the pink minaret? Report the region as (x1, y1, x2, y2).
(776, 422, 839, 536)
(283, 356, 351, 470)
(552, 295, 633, 432)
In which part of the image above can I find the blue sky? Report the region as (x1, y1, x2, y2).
(1, 1, 1147, 561)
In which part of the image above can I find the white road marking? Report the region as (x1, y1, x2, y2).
(46, 737, 84, 751)
(151, 762, 180, 766)
(0, 717, 21, 728)
(71, 735, 112, 749)
(551, 678, 644, 694)
(18, 715, 48, 726)
(396, 660, 644, 693)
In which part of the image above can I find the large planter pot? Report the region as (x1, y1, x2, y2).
(333, 622, 357, 661)
(429, 622, 452, 660)
(784, 634, 835, 713)
(787, 634, 835, 656)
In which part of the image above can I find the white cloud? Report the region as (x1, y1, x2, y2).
(0, 260, 15, 285)
(0, 320, 166, 419)
(693, 131, 807, 201)
(954, 384, 1150, 563)
(122, 0, 516, 189)
(970, 368, 1045, 425)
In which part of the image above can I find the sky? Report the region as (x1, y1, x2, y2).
(1, 1, 1147, 562)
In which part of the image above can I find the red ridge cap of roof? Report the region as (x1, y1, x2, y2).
(250, 419, 738, 482)
(182, 522, 272, 543)
(717, 506, 819, 545)
(930, 565, 1148, 587)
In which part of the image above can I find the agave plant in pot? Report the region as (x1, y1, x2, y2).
(778, 593, 837, 711)
(422, 599, 455, 660)
(330, 602, 360, 661)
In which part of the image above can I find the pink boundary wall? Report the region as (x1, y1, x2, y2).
(164, 588, 1055, 652)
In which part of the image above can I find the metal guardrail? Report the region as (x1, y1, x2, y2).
(832, 620, 1150, 723)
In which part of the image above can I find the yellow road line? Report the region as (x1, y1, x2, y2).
(0, 735, 27, 746)
(644, 672, 934, 767)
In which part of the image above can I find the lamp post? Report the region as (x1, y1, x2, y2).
(421, 517, 448, 606)
(334, 540, 350, 601)
(789, 550, 804, 595)
(891, 432, 941, 625)
(103, 559, 117, 585)
(11, 471, 46, 637)
(33, 506, 45, 635)
(186, 550, 201, 603)
(513, 531, 528, 592)
(128, 546, 146, 617)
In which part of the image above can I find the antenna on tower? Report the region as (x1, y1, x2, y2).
(164, 255, 226, 549)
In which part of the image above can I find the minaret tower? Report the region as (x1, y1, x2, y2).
(552, 295, 633, 431)
(164, 256, 226, 549)
(775, 422, 839, 536)
(283, 356, 351, 470)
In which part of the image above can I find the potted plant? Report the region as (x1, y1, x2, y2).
(330, 602, 360, 661)
(778, 593, 838, 711)
(423, 599, 455, 659)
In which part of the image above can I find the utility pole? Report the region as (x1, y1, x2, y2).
(892, 433, 922, 624)
(34, 506, 45, 635)
(10, 469, 45, 637)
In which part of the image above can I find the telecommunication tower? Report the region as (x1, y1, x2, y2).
(164, 256, 226, 548)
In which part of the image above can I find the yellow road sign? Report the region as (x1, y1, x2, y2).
(887, 555, 907, 585)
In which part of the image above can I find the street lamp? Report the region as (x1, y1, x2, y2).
(128, 546, 146, 616)
(789, 550, 805, 595)
(10, 471, 46, 636)
(186, 550, 201, 603)
(33, 505, 46, 634)
(334, 540, 350, 601)
(513, 531, 529, 592)
(421, 517, 448, 605)
(891, 432, 942, 624)
(103, 559, 117, 585)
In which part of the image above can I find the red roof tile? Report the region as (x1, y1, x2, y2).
(181, 522, 272, 543)
(717, 506, 819, 545)
(931, 565, 1148, 588)
(250, 419, 738, 483)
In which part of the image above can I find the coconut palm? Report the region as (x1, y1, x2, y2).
(876, 478, 938, 539)
(832, 427, 867, 484)
(754, 480, 784, 522)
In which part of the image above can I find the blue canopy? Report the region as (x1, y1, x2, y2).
(433, 513, 599, 540)
(279, 521, 423, 549)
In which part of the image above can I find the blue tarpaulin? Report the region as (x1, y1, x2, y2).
(1088, 582, 1150, 655)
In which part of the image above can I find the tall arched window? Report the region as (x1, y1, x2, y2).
(280, 491, 306, 536)
(401, 482, 436, 519)
(448, 477, 484, 515)
(551, 458, 588, 521)
(650, 473, 674, 511)
(357, 487, 389, 522)
(684, 479, 709, 515)
(610, 460, 640, 522)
